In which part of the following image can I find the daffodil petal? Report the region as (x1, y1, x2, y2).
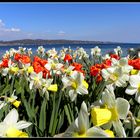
(116, 98, 130, 120)
(4, 108, 18, 125)
(86, 126, 109, 137)
(78, 102, 89, 134)
(125, 86, 137, 95)
(112, 120, 126, 137)
(16, 121, 32, 130)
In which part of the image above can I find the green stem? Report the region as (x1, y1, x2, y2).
(48, 93, 56, 136)
(67, 103, 74, 122)
(51, 91, 63, 136)
(10, 76, 15, 95)
(131, 117, 134, 137)
(64, 104, 72, 125)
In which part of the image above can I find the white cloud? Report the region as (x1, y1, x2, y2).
(0, 19, 21, 32)
(57, 30, 65, 36)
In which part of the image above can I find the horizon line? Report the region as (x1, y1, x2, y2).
(0, 38, 140, 44)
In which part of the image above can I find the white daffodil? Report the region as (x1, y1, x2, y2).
(91, 85, 130, 137)
(101, 66, 129, 87)
(114, 46, 122, 56)
(41, 78, 58, 100)
(47, 48, 58, 59)
(111, 57, 133, 74)
(2, 50, 10, 59)
(29, 71, 43, 90)
(102, 54, 110, 60)
(91, 46, 101, 57)
(0, 91, 21, 109)
(62, 47, 68, 53)
(62, 65, 75, 76)
(37, 46, 45, 57)
(76, 47, 89, 59)
(9, 48, 17, 57)
(62, 71, 88, 101)
(2, 59, 19, 79)
(59, 50, 66, 60)
(0, 108, 32, 137)
(18, 63, 34, 78)
(44, 58, 63, 75)
(18, 47, 26, 54)
(27, 48, 32, 56)
(68, 46, 72, 53)
(62, 101, 114, 137)
(125, 71, 140, 104)
(3, 48, 17, 59)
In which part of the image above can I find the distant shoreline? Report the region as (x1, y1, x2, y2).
(0, 39, 139, 46)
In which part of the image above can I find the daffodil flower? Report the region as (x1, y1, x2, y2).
(0, 92, 21, 109)
(91, 46, 101, 57)
(2, 59, 19, 79)
(114, 46, 122, 56)
(91, 85, 130, 137)
(47, 48, 58, 59)
(27, 48, 32, 56)
(111, 57, 133, 73)
(102, 54, 110, 60)
(102, 66, 129, 87)
(0, 108, 32, 137)
(44, 58, 63, 75)
(7, 92, 21, 108)
(102, 57, 133, 88)
(18, 63, 33, 78)
(62, 101, 114, 137)
(62, 65, 75, 76)
(18, 47, 26, 54)
(125, 71, 140, 104)
(37, 46, 45, 57)
(29, 71, 43, 90)
(41, 78, 58, 100)
(75, 47, 89, 59)
(62, 71, 88, 101)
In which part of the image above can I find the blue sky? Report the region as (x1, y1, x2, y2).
(0, 2, 140, 43)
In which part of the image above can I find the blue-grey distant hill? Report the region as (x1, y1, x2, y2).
(0, 39, 135, 46)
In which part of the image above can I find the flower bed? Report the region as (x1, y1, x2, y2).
(0, 46, 139, 137)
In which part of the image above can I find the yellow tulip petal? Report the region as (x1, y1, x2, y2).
(48, 84, 58, 92)
(104, 129, 115, 137)
(6, 127, 28, 138)
(91, 107, 112, 126)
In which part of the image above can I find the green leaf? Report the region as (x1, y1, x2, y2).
(1, 84, 11, 95)
(39, 99, 47, 133)
(14, 79, 23, 95)
(56, 110, 64, 133)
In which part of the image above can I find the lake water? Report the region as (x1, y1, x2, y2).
(0, 43, 140, 58)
